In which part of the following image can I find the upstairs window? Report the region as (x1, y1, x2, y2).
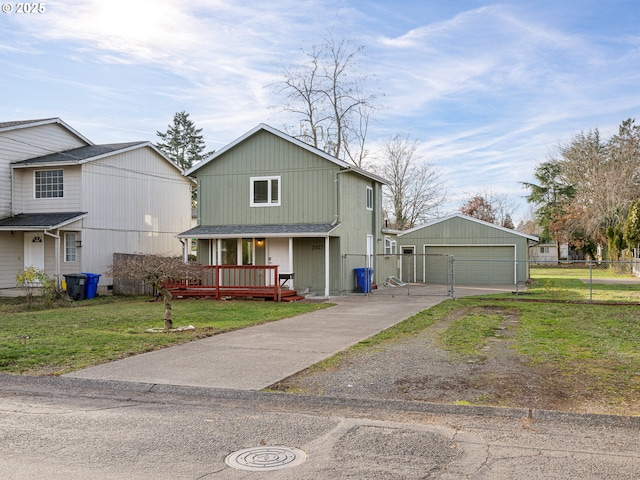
(35, 169, 64, 198)
(250, 176, 281, 207)
(384, 237, 397, 255)
(366, 186, 373, 210)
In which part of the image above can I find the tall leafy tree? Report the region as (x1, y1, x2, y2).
(522, 160, 576, 260)
(156, 111, 212, 171)
(626, 199, 640, 249)
(556, 120, 640, 249)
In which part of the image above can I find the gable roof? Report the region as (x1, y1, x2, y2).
(0, 118, 93, 145)
(185, 123, 388, 184)
(399, 213, 539, 242)
(11, 142, 145, 167)
(11, 141, 187, 176)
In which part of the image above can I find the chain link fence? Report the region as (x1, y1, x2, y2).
(341, 254, 640, 303)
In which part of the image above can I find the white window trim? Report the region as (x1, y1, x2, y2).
(250, 176, 281, 207)
(34, 169, 64, 199)
(64, 232, 78, 263)
(384, 236, 397, 256)
(366, 186, 373, 211)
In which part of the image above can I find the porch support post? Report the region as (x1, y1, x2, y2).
(288, 237, 294, 288)
(324, 236, 330, 298)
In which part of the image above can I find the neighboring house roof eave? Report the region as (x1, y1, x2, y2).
(0, 118, 94, 146)
(11, 142, 147, 167)
(398, 213, 539, 242)
(185, 123, 389, 184)
(0, 212, 88, 230)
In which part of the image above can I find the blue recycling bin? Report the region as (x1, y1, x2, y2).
(82, 273, 101, 299)
(354, 267, 373, 293)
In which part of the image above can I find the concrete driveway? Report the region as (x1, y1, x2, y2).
(64, 292, 446, 389)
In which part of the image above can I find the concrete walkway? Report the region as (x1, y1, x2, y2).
(65, 286, 513, 390)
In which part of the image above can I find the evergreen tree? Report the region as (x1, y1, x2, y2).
(156, 111, 212, 171)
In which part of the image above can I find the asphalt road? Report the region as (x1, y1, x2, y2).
(1, 375, 639, 479)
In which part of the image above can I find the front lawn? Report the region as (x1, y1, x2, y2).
(0, 296, 330, 376)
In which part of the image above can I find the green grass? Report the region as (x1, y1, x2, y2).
(0, 296, 330, 376)
(438, 311, 503, 357)
(474, 265, 640, 303)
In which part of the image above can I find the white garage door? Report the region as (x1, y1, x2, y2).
(425, 246, 515, 285)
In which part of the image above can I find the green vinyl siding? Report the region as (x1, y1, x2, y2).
(196, 130, 338, 226)
(399, 216, 532, 285)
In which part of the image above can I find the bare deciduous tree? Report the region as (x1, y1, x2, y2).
(108, 255, 197, 330)
(270, 33, 378, 167)
(377, 135, 445, 230)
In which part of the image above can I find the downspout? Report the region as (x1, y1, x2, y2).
(333, 169, 350, 226)
(10, 166, 15, 215)
(43, 229, 60, 286)
(331, 169, 350, 295)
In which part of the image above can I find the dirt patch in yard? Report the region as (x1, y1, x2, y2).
(270, 306, 639, 415)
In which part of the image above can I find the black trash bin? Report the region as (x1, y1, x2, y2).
(64, 274, 87, 300)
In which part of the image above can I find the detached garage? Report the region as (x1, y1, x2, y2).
(397, 214, 538, 285)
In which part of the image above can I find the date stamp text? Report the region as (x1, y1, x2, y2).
(2, 3, 46, 14)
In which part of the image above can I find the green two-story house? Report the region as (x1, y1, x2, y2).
(178, 124, 396, 297)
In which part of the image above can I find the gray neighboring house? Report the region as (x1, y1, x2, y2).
(178, 123, 397, 297)
(397, 214, 539, 285)
(0, 118, 193, 292)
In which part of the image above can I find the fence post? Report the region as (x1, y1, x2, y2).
(589, 259, 593, 303)
(450, 255, 455, 298)
(515, 261, 519, 300)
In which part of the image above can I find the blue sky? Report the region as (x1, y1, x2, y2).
(2, 0, 640, 223)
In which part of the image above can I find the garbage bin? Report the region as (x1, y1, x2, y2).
(354, 267, 373, 293)
(82, 273, 101, 299)
(64, 274, 87, 301)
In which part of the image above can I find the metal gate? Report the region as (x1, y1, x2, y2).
(341, 253, 454, 297)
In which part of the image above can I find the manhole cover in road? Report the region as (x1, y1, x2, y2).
(225, 446, 307, 471)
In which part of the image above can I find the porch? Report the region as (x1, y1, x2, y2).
(164, 265, 303, 302)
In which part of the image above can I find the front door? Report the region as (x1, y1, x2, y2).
(24, 232, 45, 271)
(267, 238, 292, 287)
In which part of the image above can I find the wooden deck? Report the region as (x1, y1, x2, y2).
(164, 265, 304, 302)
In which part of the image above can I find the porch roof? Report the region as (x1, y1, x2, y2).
(0, 212, 87, 231)
(178, 222, 339, 239)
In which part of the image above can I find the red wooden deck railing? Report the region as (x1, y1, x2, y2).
(165, 265, 297, 301)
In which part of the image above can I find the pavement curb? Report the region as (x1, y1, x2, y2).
(2, 373, 638, 429)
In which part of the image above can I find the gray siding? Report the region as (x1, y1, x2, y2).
(80, 147, 192, 283)
(0, 122, 88, 218)
(0, 232, 23, 288)
(14, 166, 82, 213)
